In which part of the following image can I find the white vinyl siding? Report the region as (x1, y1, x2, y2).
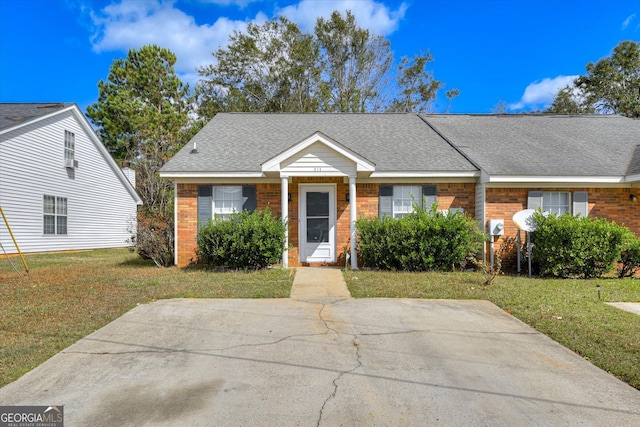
(0, 107, 139, 254)
(281, 142, 356, 176)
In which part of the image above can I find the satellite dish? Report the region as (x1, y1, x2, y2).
(513, 209, 537, 232)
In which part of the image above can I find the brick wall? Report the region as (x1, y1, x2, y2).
(176, 184, 198, 267)
(485, 187, 640, 271)
(175, 181, 477, 267)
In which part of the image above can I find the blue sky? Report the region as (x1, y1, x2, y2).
(1, 0, 639, 114)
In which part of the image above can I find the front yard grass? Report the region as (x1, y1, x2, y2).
(344, 270, 640, 390)
(2, 249, 639, 392)
(0, 248, 293, 387)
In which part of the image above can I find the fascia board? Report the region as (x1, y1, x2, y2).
(369, 171, 479, 178)
(159, 171, 266, 179)
(167, 177, 281, 184)
(487, 175, 626, 184)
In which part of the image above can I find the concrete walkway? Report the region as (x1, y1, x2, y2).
(1, 268, 639, 426)
(290, 267, 351, 303)
(607, 302, 640, 315)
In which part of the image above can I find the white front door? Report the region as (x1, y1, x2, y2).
(299, 184, 336, 263)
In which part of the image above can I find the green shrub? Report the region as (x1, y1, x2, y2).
(531, 211, 631, 278)
(197, 208, 286, 269)
(356, 205, 484, 271)
(618, 235, 640, 278)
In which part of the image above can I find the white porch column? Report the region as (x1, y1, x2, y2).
(349, 176, 358, 270)
(281, 176, 289, 268)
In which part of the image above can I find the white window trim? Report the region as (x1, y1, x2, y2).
(528, 190, 588, 217)
(43, 195, 68, 235)
(542, 191, 571, 216)
(392, 185, 422, 219)
(64, 130, 75, 161)
(212, 186, 244, 220)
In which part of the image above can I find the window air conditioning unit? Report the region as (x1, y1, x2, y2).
(65, 159, 78, 169)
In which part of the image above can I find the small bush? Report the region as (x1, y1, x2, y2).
(131, 209, 174, 267)
(531, 211, 631, 278)
(356, 205, 485, 271)
(197, 208, 286, 269)
(618, 235, 640, 278)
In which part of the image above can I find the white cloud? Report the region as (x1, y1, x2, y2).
(87, 0, 406, 88)
(622, 13, 636, 30)
(89, 0, 265, 85)
(197, 0, 259, 6)
(277, 0, 407, 35)
(509, 75, 579, 111)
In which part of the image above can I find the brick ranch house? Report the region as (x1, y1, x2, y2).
(160, 113, 640, 270)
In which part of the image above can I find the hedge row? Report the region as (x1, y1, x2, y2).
(197, 208, 286, 270)
(356, 206, 485, 271)
(531, 211, 639, 279)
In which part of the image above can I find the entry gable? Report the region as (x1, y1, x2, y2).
(261, 131, 375, 176)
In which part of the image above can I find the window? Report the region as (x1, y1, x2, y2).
(379, 185, 437, 218)
(528, 191, 588, 217)
(392, 185, 421, 218)
(44, 195, 67, 235)
(64, 131, 75, 162)
(198, 185, 257, 228)
(213, 186, 243, 220)
(543, 191, 570, 215)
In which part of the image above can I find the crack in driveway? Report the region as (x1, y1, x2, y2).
(316, 303, 363, 427)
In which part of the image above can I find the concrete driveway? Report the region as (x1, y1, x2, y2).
(1, 292, 639, 426)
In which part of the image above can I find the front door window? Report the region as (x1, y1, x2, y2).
(306, 192, 329, 243)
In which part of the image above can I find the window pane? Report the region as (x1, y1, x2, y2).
(44, 215, 55, 234)
(307, 192, 329, 217)
(214, 186, 242, 216)
(65, 131, 75, 160)
(44, 195, 55, 214)
(57, 216, 67, 235)
(57, 197, 67, 215)
(543, 191, 570, 215)
(307, 218, 329, 242)
(393, 185, 421, 218)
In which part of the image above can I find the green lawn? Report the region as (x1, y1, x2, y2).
(344, 270, 640, 390)
(0, 248, 293, 386)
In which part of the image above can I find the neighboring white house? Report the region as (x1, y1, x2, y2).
(0, 103, 142, 254)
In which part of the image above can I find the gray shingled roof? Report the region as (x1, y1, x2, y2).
(161, 113, 479, 173)
(0, 103, 73, 131)
(423, 114, 640, 177)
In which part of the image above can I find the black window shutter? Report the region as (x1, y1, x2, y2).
(573, 191, 588, 217)
(527, 191, 543, 210)
(198, 185, 213, 230)
(242, 185, 257, 212)
(422, 185, 437, 211)
(379, 185, 393, 217)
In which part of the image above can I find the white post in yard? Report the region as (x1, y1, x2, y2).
(281, 176, 289, 268)
(349, 176, 358, 270)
